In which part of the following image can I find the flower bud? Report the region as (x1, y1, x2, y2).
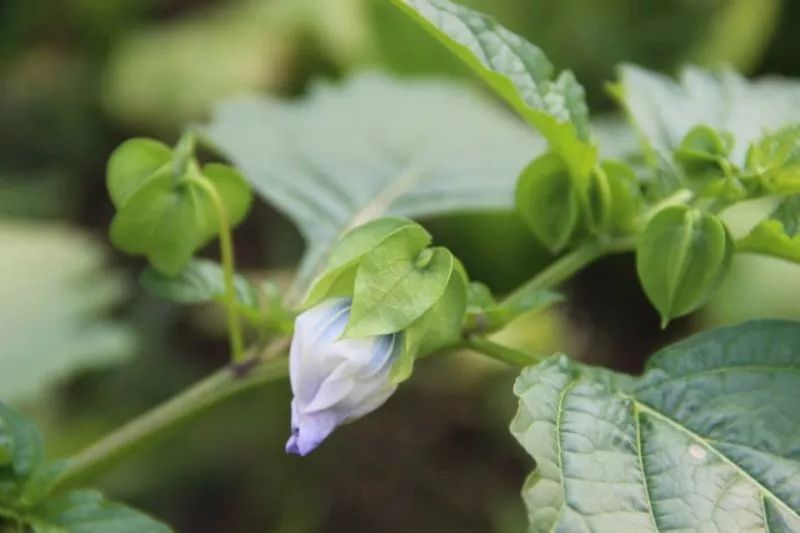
(286, 298, 400, 456)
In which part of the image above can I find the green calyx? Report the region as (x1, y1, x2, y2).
(515, 152, 643, 252)
(301, 217, 469, 383)
(636, 205, 733, 327)
(106, 136, 252, 276)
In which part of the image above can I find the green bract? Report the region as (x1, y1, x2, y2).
(515, 152, 581, 253)
(637, 205, 733, 326)
(106, 138, 252, 275)
(302, 217, 468, 382)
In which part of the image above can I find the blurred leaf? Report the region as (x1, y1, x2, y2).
(33, 489, 171, 532)
(512, 320, 800, 532)
(738, 195, 800, 263)
(0, 222, 134, 403)
(615, 65, 800, 166)
(102, 0, 303, 130)
(204, 72, 542, 299)
(391, 0, 596, 181)
(0, 403, 171, 532)
(140, 259, 259, 312)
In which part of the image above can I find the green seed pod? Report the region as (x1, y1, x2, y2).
(636, 205, 733, 327)
(515, 152, 581, 253)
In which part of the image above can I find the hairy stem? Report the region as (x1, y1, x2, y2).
(53, 339, 289, 492)
(501, 236, 637, 310)
(463, 337, 544, 367)
(188, 173, 246, 363)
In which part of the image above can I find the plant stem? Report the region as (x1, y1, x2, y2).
(188, 174, 246, 363)
(501, 236, 637, 310)
(53, 339, 290, 492)
(462, 337, 544, 367)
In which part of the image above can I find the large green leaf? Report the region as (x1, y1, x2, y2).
(511, 320, 800, 532)
(615, 65, 800, 166)
(0, 223, 135, 403)
(203, 72, 542, 300)
(390, 0, 596, 180)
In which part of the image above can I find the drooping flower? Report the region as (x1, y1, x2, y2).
(286, 298, 400, 455)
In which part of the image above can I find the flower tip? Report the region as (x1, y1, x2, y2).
(285, 427, 319, 456)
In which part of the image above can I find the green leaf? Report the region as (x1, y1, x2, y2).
(140, 259, 259, 312)
(0, 222, 134, 403)
(0, 403, 42, 481)
(511, 319, 800, 532)
(515, 152, 581, 253)
(0, 403, 172, 531)
(391, 262, 468, 382)
(203, 72, 543, 301)
(302, 218, 430, 309)
(636, 206, 733, 326)
(746, 125, 800, 194)
(346, 232, 454, 338)
(738, 195, 800, 263)
(32, 490, 172, 533)
(390, 0, 596, 181)
(107, 138, 172, 208)
(615, 65, 800, 167)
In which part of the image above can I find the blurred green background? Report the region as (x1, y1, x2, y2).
(2, 0, 799, 531)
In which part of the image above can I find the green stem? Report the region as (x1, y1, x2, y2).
(188, 173, 246, 363)
(501, 236, 636, 310)
(462, 337, 544, 367)
(53, 340, 290, 492)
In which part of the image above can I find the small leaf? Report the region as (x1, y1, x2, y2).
(302, 218, 430, 309)
(391, 0, 596, 180)
(346, 233, 454, 338)
(511, 319, 800, 532)
(140, 259, 259, 312)
(106, 138, 172, 208)
(515, 152, 581, 253)
(33, 489, 172, 532)
(0, 403, 42, 481)
(636, 205, 732, 326)
(738, 195, 800, 263)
